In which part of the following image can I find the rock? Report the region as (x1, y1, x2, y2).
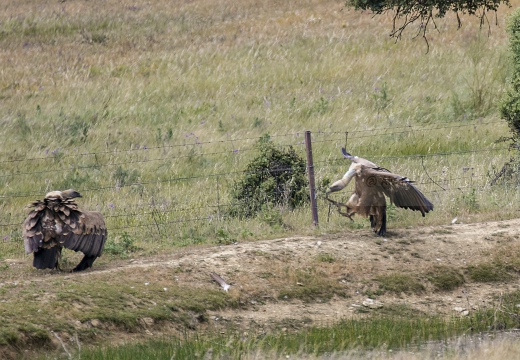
(73, 320, 82, 328)
(141, 317, 154, 327)
(90, 319, 102, 328)
(362, 298, 383, 309)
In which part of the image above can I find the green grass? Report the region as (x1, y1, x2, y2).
(466, 263, 514, 283)
(277, 266, 349, 302)
(426, 265, 465, 291)
(0, 271, 237, 349)
(375, 273, 426, 295)
(37, 292, 520, 359)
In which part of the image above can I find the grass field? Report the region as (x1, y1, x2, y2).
(1, 0, 520, 358)
(0, 0, 518, 253)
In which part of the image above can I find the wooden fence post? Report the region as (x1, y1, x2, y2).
(305, 131, 319, 226)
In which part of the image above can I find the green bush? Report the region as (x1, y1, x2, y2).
(104, 232, 140, 257)
(500, 8, 520, 138)
(229, 134, 308, 218)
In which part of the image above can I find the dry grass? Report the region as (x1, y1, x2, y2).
(2, 0, 520, 358)
(0, 0, 518, 246)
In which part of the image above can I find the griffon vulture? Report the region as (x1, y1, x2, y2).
(326, 148, 433, 236)
(23, 189, 107, 272)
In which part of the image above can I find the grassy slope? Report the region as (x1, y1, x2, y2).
(1, 0, 520, 357)
(0, 0, 516, 251)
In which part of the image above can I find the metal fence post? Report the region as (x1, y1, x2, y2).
(305, 131, 319, 226)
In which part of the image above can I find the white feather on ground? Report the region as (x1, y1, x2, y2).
(210, 272, 231, 292)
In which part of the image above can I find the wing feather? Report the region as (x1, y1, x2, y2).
(62, 210, 107, 257)
(23, 206, 46, 254)
(26, 213, 40, 229)
(361, 168, 434, 216)
(23, 193, 107, 270)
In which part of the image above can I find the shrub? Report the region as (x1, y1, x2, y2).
(500, 8, 520, 138)
(104, 232, 139, 257)
(229, 134, 308, 218)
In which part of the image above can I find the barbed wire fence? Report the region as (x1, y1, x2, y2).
(1, 119, 518, 258)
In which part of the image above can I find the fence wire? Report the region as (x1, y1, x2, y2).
(1, 120, 518, 257)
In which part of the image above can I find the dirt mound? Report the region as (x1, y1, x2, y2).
(81, 218, 520, 330)
(2, 218, 520, 358)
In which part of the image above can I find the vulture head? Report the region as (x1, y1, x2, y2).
(327, 148, 433, 236)
(23, 189, 107, 272)
(45, 188, 82, 200)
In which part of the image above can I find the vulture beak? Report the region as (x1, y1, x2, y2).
(327, 179, 347, 193)
(327, 168, 356, 194)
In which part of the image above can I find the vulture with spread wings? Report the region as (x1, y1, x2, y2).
(23, 189, 107, 272)
(326, 149, 433, 236)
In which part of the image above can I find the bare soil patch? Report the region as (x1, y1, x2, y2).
(152, 218, 520, 327)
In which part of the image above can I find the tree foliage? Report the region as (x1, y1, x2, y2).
(494, 8, 520, 184)
(345, 0, 510, 44)
(229, 134, 308, 218)
(500, 8, 520, 139)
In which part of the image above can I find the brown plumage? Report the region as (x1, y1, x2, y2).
(327, 148, 433, 236)
(23, 189, 107, 272)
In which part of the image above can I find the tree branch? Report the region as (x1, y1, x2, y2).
(346, 0, 511, 44)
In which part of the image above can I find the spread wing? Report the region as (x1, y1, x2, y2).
(23, 200, 107, 257)
(62, 210, 107, 257)
(361, 168, 434, 216)
(342, 148, 389, 171)
(342, 148, 378, 167)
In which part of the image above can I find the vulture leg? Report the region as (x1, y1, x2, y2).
(371, 211, 387, 236)
(72, 255, 98, 272)
(346, 193, 359, 217)
(370, 215, 376, 230)
(33, 247, 62, 270)
(369, 206, 387, 236)
(380, 211, 387, 236)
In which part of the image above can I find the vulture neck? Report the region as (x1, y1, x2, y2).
(343, 166, 357, 182)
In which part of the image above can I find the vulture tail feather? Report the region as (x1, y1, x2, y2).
(33, 247, 61, 270)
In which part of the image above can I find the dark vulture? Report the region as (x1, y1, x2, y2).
(326, 148, 433, 236)
(23, 189, 107, 272)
